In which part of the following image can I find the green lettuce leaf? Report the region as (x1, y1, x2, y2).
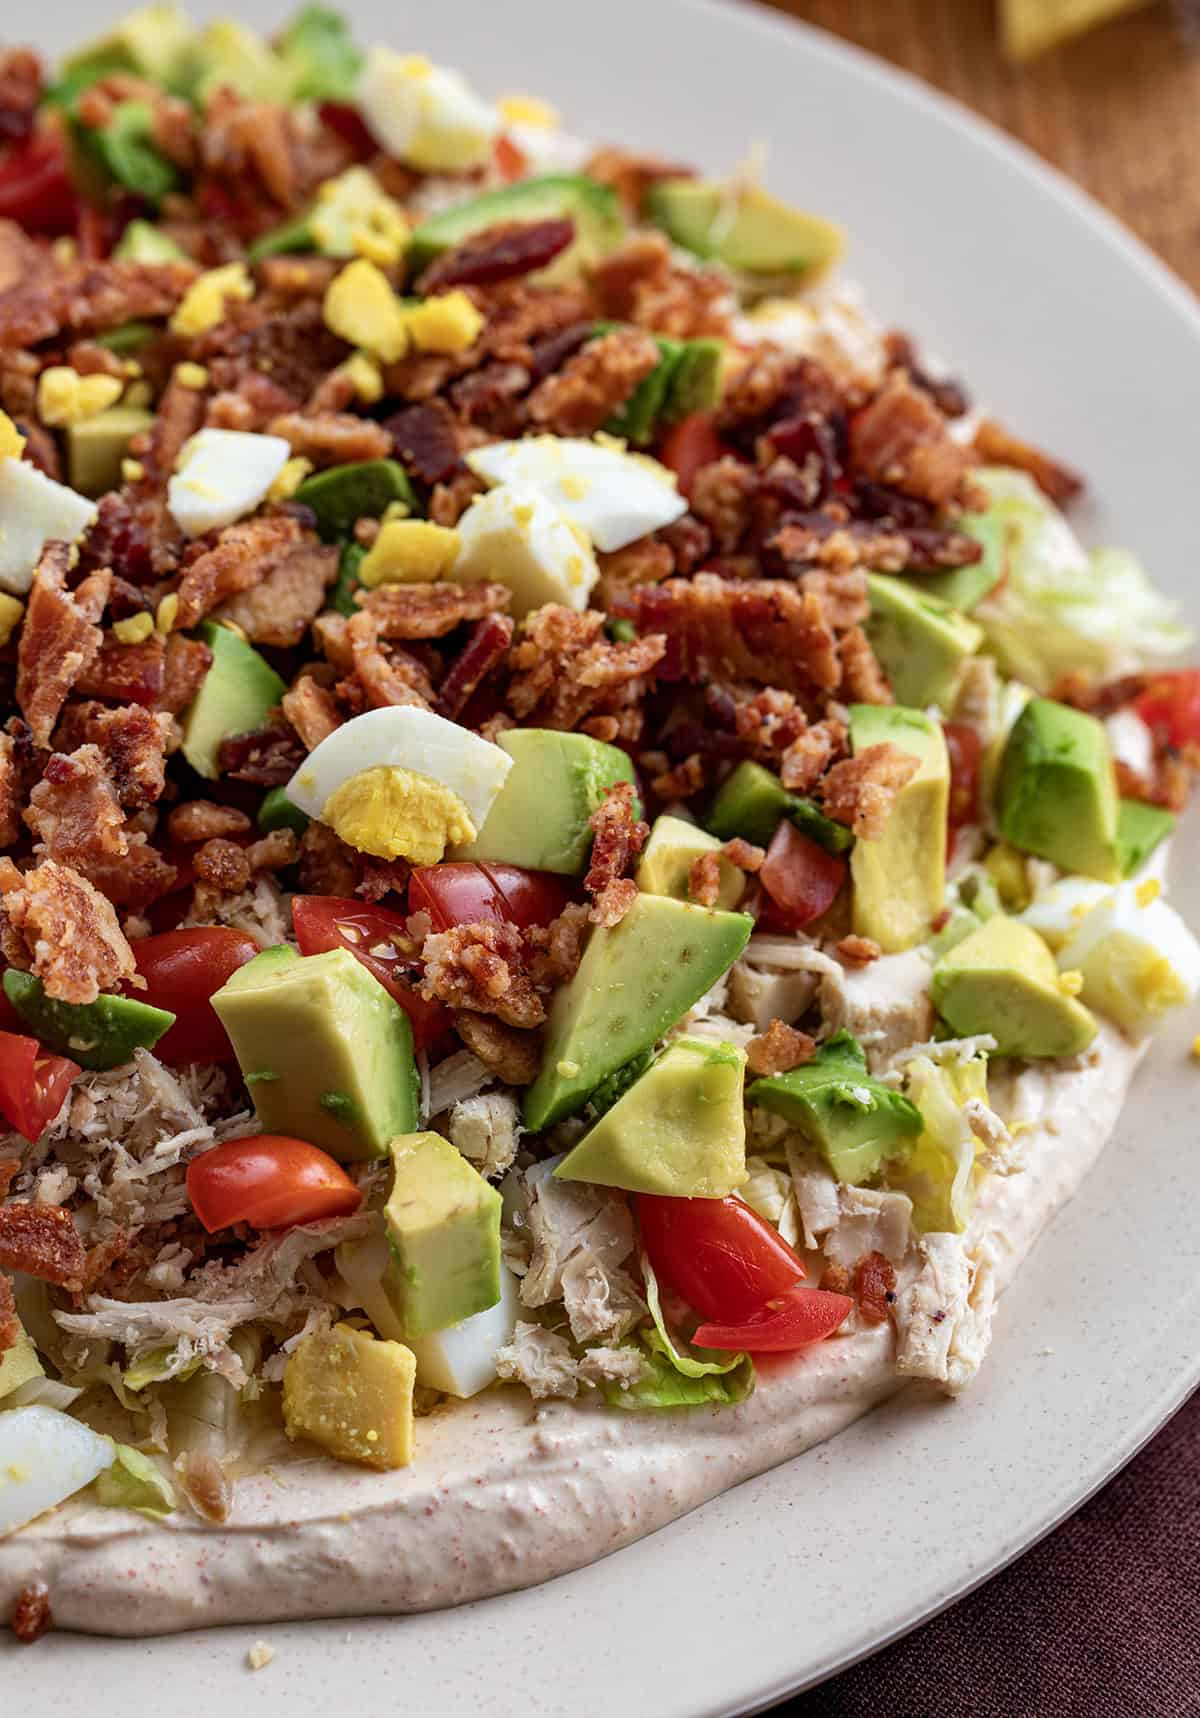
(277, 6, 363, 102)
(93, 1444, 177, 1521)
(600, 1262, 755, 1410)
(889, 1052, 988, 1232)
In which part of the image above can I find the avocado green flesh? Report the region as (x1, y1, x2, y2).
(3, 970, 174, 1072)
(257, 785, 309, 836)
(330, 541, 365, 618)
(706, 760, 853, 854)
(555, 1037, 747, 1197)
(112, 219, 187, 264)
(212, 946, 419, 1162)
(748, 1030, 922, 1184)
(246, 209, 317, 263)
(522, 894, 753, 1131)
(931, 915, 1097, 1058)
(636, 814, 743, 910)
(647, 178, 842, 278)
(1115, 799, 1175, 877)
(864, 572, 982, 710)
(915, 510, 1007, 612)
(180, 622, 286, 782)
(67, 406, 155, 498)
(382, 1132, 501, 1336)
(61, 6, 195, 95)
(95, 320, 157, 355)
(997, 698, 1120, 882)
(454, 728, 635, 876)
(407, 174, 624, 275)
(596, 329, 724, 445)
(848, 704, 948, 953)
(294, 459, 417, 542)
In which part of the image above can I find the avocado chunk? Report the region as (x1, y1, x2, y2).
(112, 219, 187, 264)
(636, 814, 743, 910)
(597, 330, 724, 445)
(864, 572, 983, 710)
(256, 785, 309, 837)
(706, 759, 853, 853)
(408, 174, 624, 277)
(931, 915, 1097, 1058)
(212, 945, 419, 1161)
(1115, 799, 1175, 877)
(67, 406, 154, 498)
(0, 1323, 44, 1402)
(275, 4, 362, 102)
(382, 1132, 502, 1337)
(916, 508, 1008, 612)
(180, 620, 286, 782)
(294, 459, 417, 542)
(555, 1036, 748, 1196)
(183, 19, 293, 105)
(283, 1322, 415, 1470)
(523, 894, 753, 1131)
(3, 970, 173, 1071)
(330, 540, 365, 617)
(646, 178, 842, 279)
(454, 728, 635, 876)
(95, 319, 157, 356)
(61, 4, 194, 93)
(747, 1030, 922, 1184)
(997, 698, 1120, 882)
(848, 704, 949, 953)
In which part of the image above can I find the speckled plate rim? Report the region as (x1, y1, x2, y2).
(10, 0, 1200, 1712)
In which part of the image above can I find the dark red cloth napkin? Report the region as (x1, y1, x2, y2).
(780, 1387, 1200, 1717)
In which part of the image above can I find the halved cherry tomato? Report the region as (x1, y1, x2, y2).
(944, 722, 983, 829)
(758, 821, 846, 931)
(131, 928, 259, 1065)
(494, 134, 529, 182)
(0, 135, 77, 233)
(694, 1285, 854, 1352)
(186, 1135, 361, 1233)
(637, 1193, 807, 1325)
(408, 862, 569, 932)
(657, 411, 735, 500)
(292, 895, 453, 1052)
(0, 1031, 80, 1143)
(1133, 671, 1200, 750)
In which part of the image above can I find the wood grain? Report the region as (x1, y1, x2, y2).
(757, 0, 1200, 293)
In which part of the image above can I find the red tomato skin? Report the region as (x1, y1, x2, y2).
(292, 896, 453, 1053)
(1133, 671, 1200, 751)
(317, 101, 377, 160)
(0, 137, 77, 232)
(186, 1135, 361, 1233)
(408, 862, 568, 932)
(494, 134, 529, 182)
(693, 1286, 854, 1352)
(657, 412, 735, 500)
(637, 1193, 807, 1324)
(759, 822, 846, 930)
(0, 1032, 80, 1143)
(943, 723, 983, 829)
(132, 929, 259, 1065)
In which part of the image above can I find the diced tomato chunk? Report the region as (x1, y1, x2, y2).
(637, 1193, 807, 1325)
(292, 896, 452, 1053)
(408, 862, 569, 933)
(0, 1031, 80, 1143)
(1133, 671, 1200, 751)
(0, 135, 77, 233)
(758, 821, 845, 930)
(657, 412, 735, 499)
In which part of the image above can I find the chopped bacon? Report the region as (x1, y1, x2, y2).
(385, 399, 463, 486)
(297, 822, 360, 896)
(10, 1582, 52, 1645)
(361, 579, 511, 640)
(882, 330, 969, 420)
(217, 711, 304, 785)
(837, 933, 881, 966)
(0, 1267, 18, 1355)
(584, 781, 648, 927)
(173, 516, 304, 631)
(436, 613, 515, 719)
(818, 742, 920, 839)
(595, 537, 675, 608)
(848, 371, 973, 507)
(428, 468, 486, 527)
(838, 624, 893, 705)
(780, 718, 847, 793)
(158, 634, 213, 716)
(589, 231, 729, 339)
(718, 347, 842, 446)
(0, 1160, 19, 1198)
(526, 327, 660, 436)
(820, 1263, 852, 1295)
(346, 609, 434, 710)
(0, 48, 42, 144)
(265, 410, 392, 468)
(52, 703, 171, 809)
(192, 837, 251, 893)
(198, 298, 346, 412)
(768, 513, 981, 575)
(0, 856, 138, 1003)
(73, 635, 166, 707)
(416, 218, 575, 293)
(24, 745, 175, 910)
(16, 545, 111, 747)
(0, 259, 196, 350)
(0, 727, 32, 848)
(721, 837, 765, 874)
(420, 921, 546, 1029)
(281, 673, 342, 750)
(167, 801, 251, 843)
(746, 1019, 816, 1076)
(526, 900, 591, 990)
(687, 849, 722, 908)
(970, 417, 1084, 507)
(449, 360, 531, 436)
(215, 540, 337, 647)
(506, 604, 664, 738)
(650, 752, 706, 801)
(854, 1250, 896, 1324)
(583, 148, 694, 219)
(454, 1011, 543, 1085)
(0, 1203, 86, 1292)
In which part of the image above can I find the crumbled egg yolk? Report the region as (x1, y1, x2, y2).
(1057, 969, 1084, 997)
(0, 410, 26, 461)
(358, 519, 460, 588)
(268, 456, 313, 503)
(498, 94, 558, 129)
(339, 352, 384, 404)
(310, 166, 410, 268)
(323, 259, 410, 363)
(113, 612, 155, 645)
(121, 457, 145, 483)
(174, 361, 210, 390)
(170, 263, 254, 337)
(36, 367, 124, 428)
(322, 765, 476, 864)
(0, 593, 24, 647)
(1135, 876, 1162, 907)
(1192, 1034, 1200, 1060)
(156, 592, 179, 634)
(404, 291, 484, 356)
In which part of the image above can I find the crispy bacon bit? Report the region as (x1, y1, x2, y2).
(10, 1582, 52, 1645)
(420, 922, 546, 1029)
(721, 837, 766, 874)
(52, 703, 171, 809)
(769, 513, 980, 576)
(385, 399, 463, 486)
(298, 822, 360, 896)
(0, 48, 42, 143)
(746, 1019, 817, 1076)
(0, 260, 195, 350)
(216, 540, 337, 647)
(526, 327, 660, 436)
(719, 348, 841, 445)
(970, 418, 1084, 506)
(819, 743, 920, 840)
(192, 837, 252, 894)
(507, 605, 664, 739)
(0, 1159, 19, 1199)
(780, 718, 847, 793)
(854, 1250, 896, 1324)
(167, 801, 251, 843)
(73, 634, 166, 708)
(436, 613, 515, 719)
(346, 609, 434, 710)
(589, 231, 729, 339)
(449, 359, 531, 435)
(17, 545, 111, 747)
(0, 1268, 18, 1356)
(0, 729, 28, 849)
(687, 849, 722, 908)
(218, 711, 305, 785)
(848, 371, 972, 507)
(361, 579, 511, 641)
(265, 411, 392, 468)
(820, 1262, 852, 1295)
(595, 537, 674, 609)
(0, 1203, 86, 1292)
(584, 781, 648, 928)
(838, 624, 893, 705)
(689, 457, 759, 553)
(650, 751, 706, 801)
(174, 517, 303, 631)
(159, 634, 214, 716)
(583, 148, 694, 218)
(0, 856, 136, 1004)
(588, 875, 637, 929)
(882, 330, 969, 419)
(282, 673, 342, 750)
(526, 900, 591, 990)
(175, 1449, 232, 1524)
(428, 468, 486, 527)
(454, 1011, 543, 1085)
(24, 746, 175, 909)
(837, 933, 881, 966)
(417, 218, 575, 293)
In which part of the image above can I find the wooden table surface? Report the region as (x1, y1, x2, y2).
(759, 0, 1200, 295)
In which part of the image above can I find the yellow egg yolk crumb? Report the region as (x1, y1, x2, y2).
(358, 519, 460, 587)
(404, 290, 484, 355)
(322, 765, 476, 864)
(0, 410, 26, 461)
(36, 367, 124, 427)
(112, 612, 155, 645)
(323, 259, 410, 363)
(340, 352, 384, 404)
(170, 263, 254, 337)
(498, 94, 558, 128)
(268, 456, 314, 503)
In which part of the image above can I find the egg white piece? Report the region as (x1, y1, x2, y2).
(1104, 708, 1155, 781)
(0, 459, 97, 595)
(1057, 880, 1200, 1039)
(1020, 877, 1112, 951)
(358, 49, 498, 172)
(0, 1405, 113, 1536)
(450, 483, 598, 618)
(466, 435, 687, 552)
(167, 429, 291, 538)
(286, 706, 512, 828)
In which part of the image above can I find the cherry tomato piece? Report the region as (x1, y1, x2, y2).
(292, 895, 453, 1053)
(1133, 671, 1200, 750)
(637, 1193, 807, 1325)
(494, 134, 529, 182)
(0, 1031, 80, 1143)
(408, 862, 569, 932)
(943, 722, 983, 829)
(186, 1134, 361, 1233)
(131, 928, 259, 1065)
(657, 411, 735, 500)
(693, 1286, 854, 1352)
(758, 821, 846, 931)
(0, 136, 77, 233)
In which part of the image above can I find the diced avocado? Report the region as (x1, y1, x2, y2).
(79, 102, 178, 205)
(294, 459, 417, 542)
(748, 1029, 922, 1184)
(666, 337, 725, 421)
(95, 319, 157, 355)
(61, 4, 194, 93)
(0, 1323, 43, 1402)
(931, 915, 1098, 1057)
(595, 327, 725, 444)
(916, 508, 1008, 612)
(275, 4, 362, 103)
(848, 705, 949, 953)
(646, 178, 842, 279)
(67, 406, 155, 498)
(382, 1132, 502, 1337)
(283, 1322, 415, 1470)
(113, 219, 187, 264)
(212, 946, 419, 1161)
(636, 814, 743, 910)
(997, 698, 1121, 882)
(454, 728, 635, 876)
(180, 621, 286, 782)
(706, 759, 853, 854)
(3, 970, 173, 1071)
(606, 335, 684, 445)
(524, 894, 752, 1130)
(1115, 799, 1175, 877)
(330, 540, 365, 617)
(257, 785, 309, 836)
(864, 572, 983, 710)
(407, 174, 624, 277)
(183, 19, 293, 105)
(555, 1037, 747, 1196)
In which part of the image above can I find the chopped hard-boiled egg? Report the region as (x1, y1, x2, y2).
(1056, 878, 1200, 1038)
(0, 409, 25, 460)
(358, 519, 460, 587)
(167, 428, 291, 537)
(1020, 877, 1112, 951)
(286, 706, 512, 865)
(1104, 707, 1155, 782)
(36, 366, 124, 428)
(169, 262, 254, 337)
(450, 483, 598, 618)
(465, 435, 687, 553)
(405, 291, 484, 355)
(323, 258, 410, 363)
(310, 165, 410, 267)
(0, 1405, 114, 1535)
(0, 459, 98, 595)
(358, 48, 499, 172)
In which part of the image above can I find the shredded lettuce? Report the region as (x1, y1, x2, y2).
(123, 1345, 202, 1393)
(889, 1053, 988, 1233)
(965, 467, 1190, 692)
(93, 1444, 177, 1522)
(277, 6, 363, 102)
(601, 1262, 754, 1410)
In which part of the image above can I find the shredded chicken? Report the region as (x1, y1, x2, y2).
(519, 1160, 644, 1345)
(894, 1232, 995, 1394)
(446, 1090, 522, 1180)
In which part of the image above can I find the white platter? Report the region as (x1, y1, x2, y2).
(11, 0, 1200, 1709)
